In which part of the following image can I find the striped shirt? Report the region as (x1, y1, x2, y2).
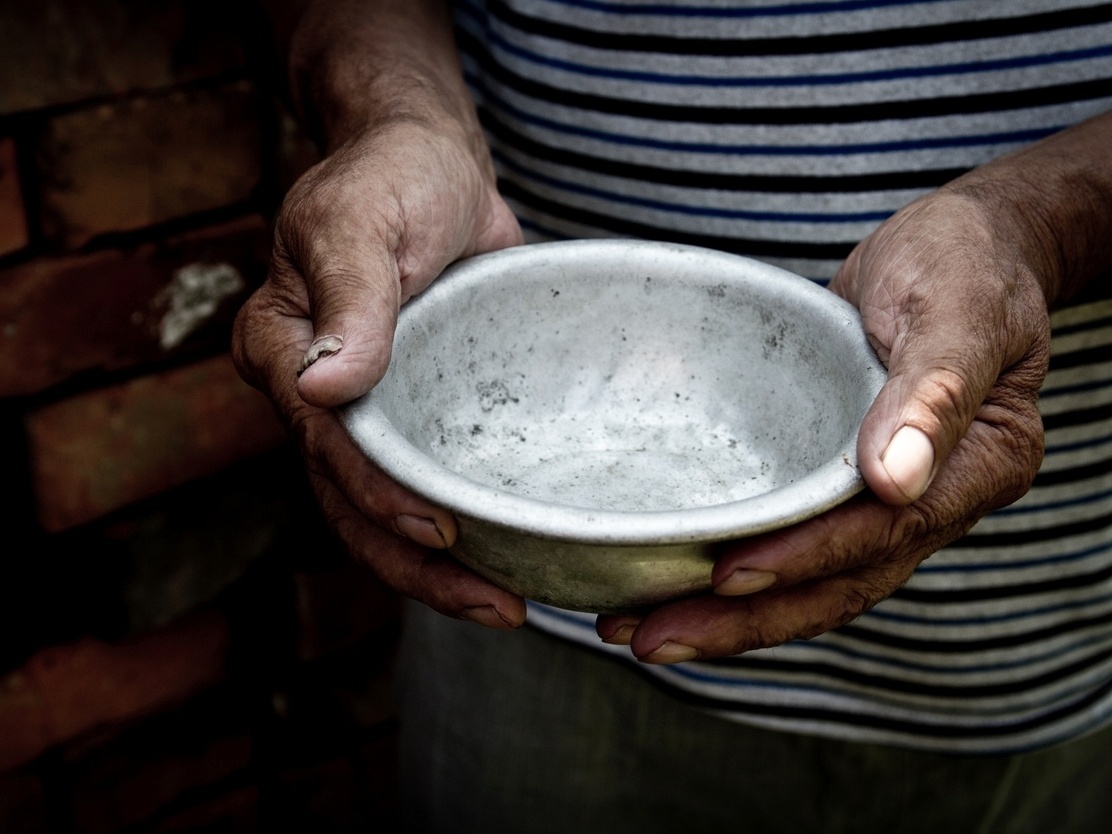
(452, 0, 1112, 753)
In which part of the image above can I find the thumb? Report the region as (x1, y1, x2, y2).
(293, 196, 523, 409)
(856, 329, 1000, 506)
(857, 375, 945, 506)
(846, 262, 1051, 507)
(294, 246, 404, 408)
(833, 193, 1055, 508)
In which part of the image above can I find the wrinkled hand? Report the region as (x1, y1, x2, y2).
(233, 117, 527, 629)
(596, 188, 1053, 663)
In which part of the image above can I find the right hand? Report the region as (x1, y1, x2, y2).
(232, 114, 527, 630)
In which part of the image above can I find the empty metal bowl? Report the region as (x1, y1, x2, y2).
(340, 240, 886, 613)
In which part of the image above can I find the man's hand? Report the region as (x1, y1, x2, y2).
(591, 158, 1109, 661)
(598, 111, 1112, 664)
(233, 0, 527, 629)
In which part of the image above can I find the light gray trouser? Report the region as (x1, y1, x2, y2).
(397, 602, 1112, 834)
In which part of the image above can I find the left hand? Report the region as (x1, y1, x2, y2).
(595, 186, 1053, 663)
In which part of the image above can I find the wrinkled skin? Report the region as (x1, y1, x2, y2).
(596, 191, 1052, 662)
(235, 4, 1110, 658)
(234, 118, 528, 630)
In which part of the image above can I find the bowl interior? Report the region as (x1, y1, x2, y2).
(355, 241, 883, 529)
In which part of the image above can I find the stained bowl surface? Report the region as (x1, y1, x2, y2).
(341, 240, 886, 613)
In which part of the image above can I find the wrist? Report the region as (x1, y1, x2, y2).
(287, 0, 482, 156)
(941, 112, 1112, 308)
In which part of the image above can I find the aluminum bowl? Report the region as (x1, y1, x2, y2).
(340, 240, 886, 614)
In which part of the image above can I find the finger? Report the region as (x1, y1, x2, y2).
(283, 147, 524, 408)
(300, 408, 458, 543)
(859, 311, 1048, 508)
(232, 264, 315, 406)
(626, 559, 919, 662)
(855, 309, 1027, 507)
(470, 193, 526, 255)
(301, 182, 524, 399)
(593, 503, 898, 651)
(281, 224, 405, 407)
(619, 399, 1044, 662)
(711, 495, 913, 592)
(596, 614, 642, 646)
(832, 223, 1051, 508)
(313, 470, 527, 628)
(593, 500, 911, 654)
(857, 300, 1004, 506)
(235, 278, 525, 627)
(710, 387, 1041, 589)
(235, 284, 465, 545)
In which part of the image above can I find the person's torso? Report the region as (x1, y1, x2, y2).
(454, 0, 1112, 753)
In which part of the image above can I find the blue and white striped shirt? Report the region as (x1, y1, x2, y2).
(453, 0, 1112, 753)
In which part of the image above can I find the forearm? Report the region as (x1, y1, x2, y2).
(942, 110, 1112, 308)
(272, 0, 479, 153)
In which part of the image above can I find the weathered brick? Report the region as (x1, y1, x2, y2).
(25, 353, 287, 532)
(0, 136, 28, 256)
(0, 0, 246, 117)
(0, 610, 230, 774)
(35, 84, 263, 249)
(0, 215, 270, 398)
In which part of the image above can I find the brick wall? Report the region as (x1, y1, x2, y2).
(0, 3, 403, 830)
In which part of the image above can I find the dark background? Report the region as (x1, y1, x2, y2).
(0, 2, 404, 830)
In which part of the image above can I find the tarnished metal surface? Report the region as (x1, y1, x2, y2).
(342, 240, 886, 613)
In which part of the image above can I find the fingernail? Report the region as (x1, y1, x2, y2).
(460, 605, 514, 630)
(715, 568, 777, 596)
(393, 513, 449, 548)
(297, 334, 344, 376)
(642, 641, 699, 665)
(881, 425, 935, 501)
(601, 623, 637, 646)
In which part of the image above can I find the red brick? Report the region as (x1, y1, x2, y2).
(24, 353, 287, 532)
(0, 1, 245, 117)
(0, 136, 28, 256)
(0, 215, 270, 398)
(35, 84, 263, 248)
(0, 610, 230, 774)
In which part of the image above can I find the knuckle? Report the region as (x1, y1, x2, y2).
(915, 367, 975, 429)
(877, 506, 932, 556)
(742, 611, 791, 651)
(975, 399, 1046, 498)
(982, 423, 1044, 505)
(821, 566, 917, 638)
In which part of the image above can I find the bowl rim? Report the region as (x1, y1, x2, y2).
(340, 239, 887, 545)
